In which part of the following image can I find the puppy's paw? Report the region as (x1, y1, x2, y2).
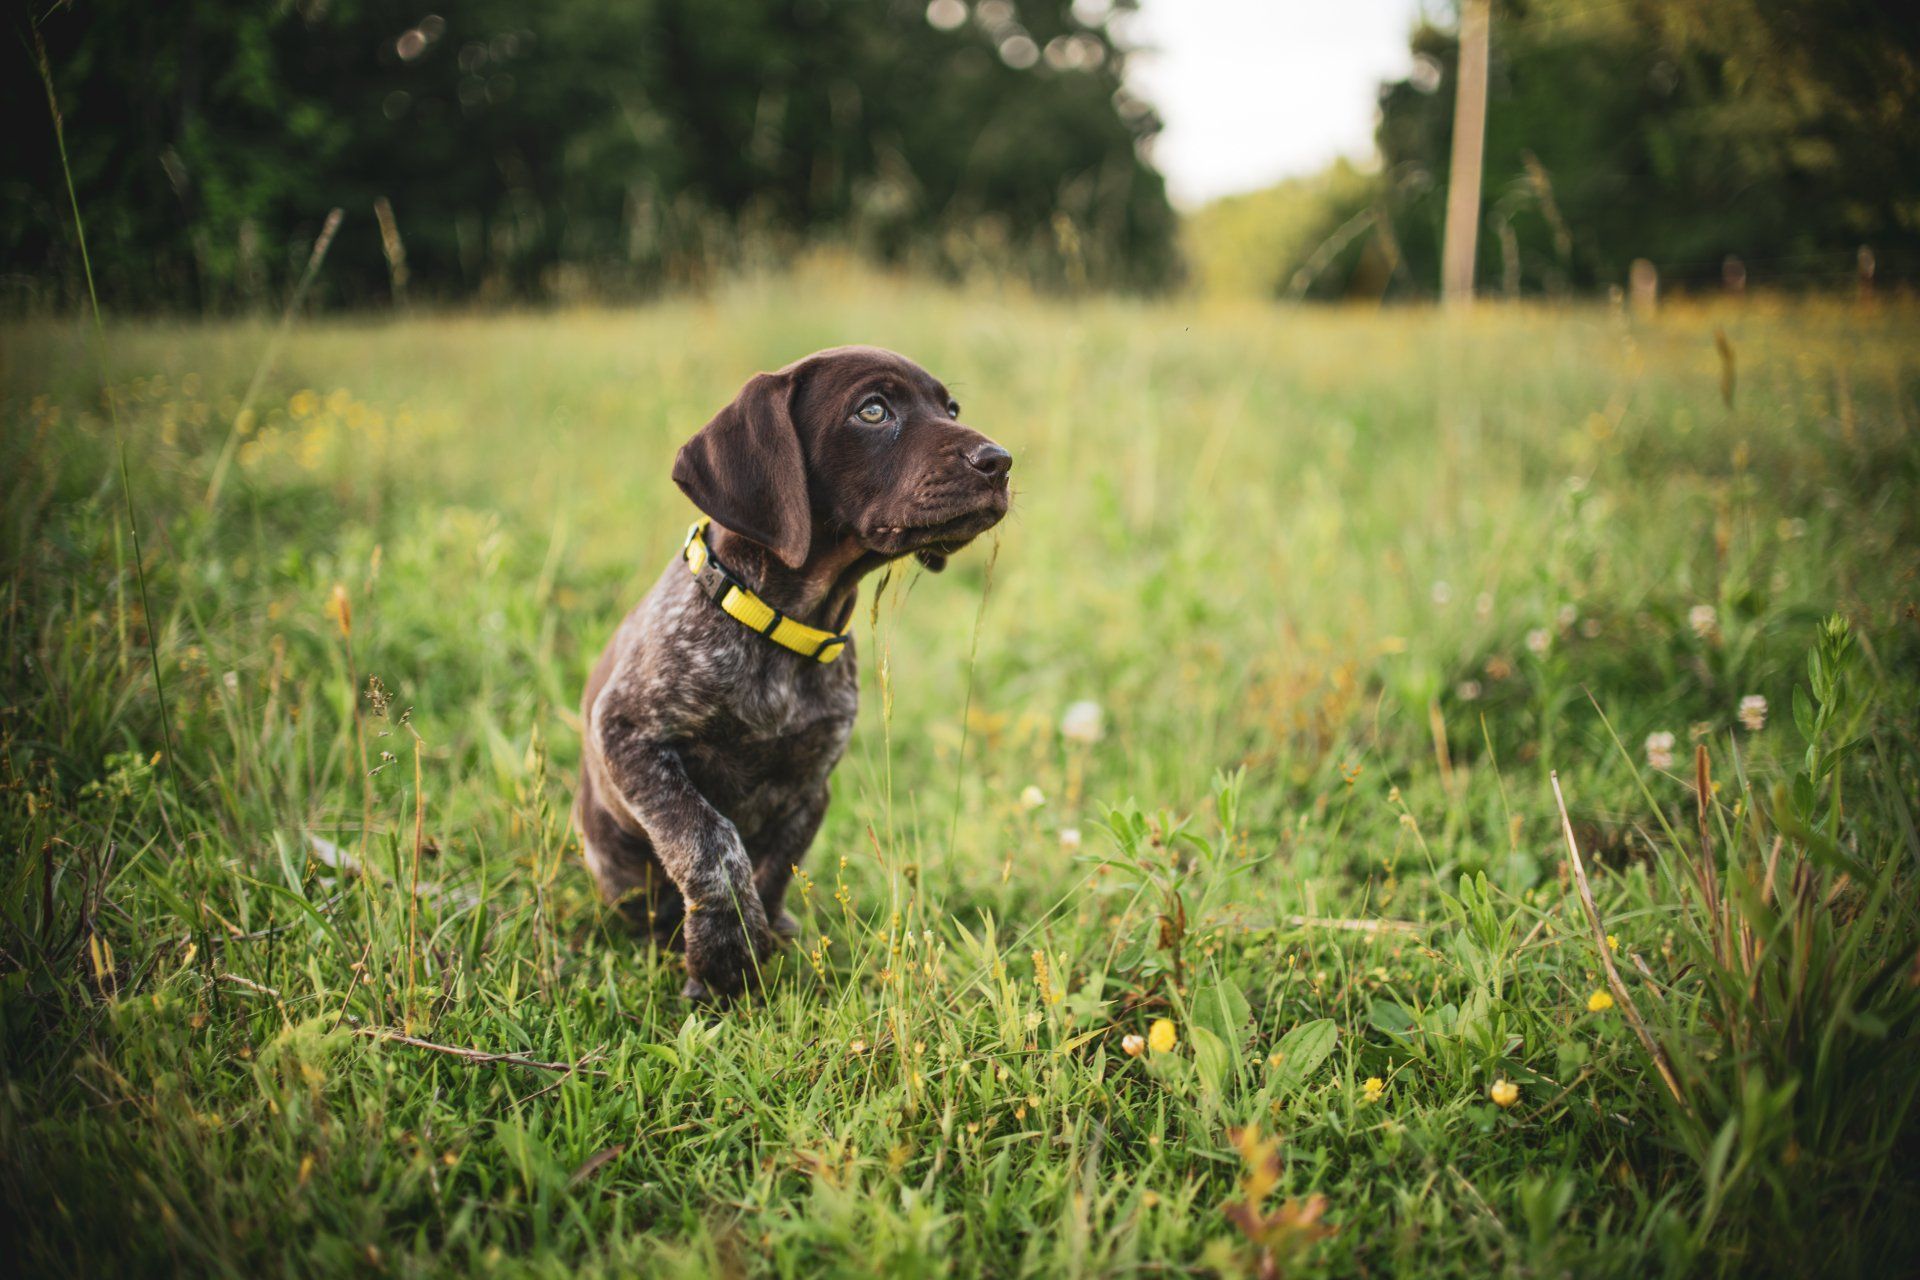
(682, 900, 774, 1004)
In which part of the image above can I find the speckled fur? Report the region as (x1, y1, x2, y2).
(574, 347, 1010, 1002)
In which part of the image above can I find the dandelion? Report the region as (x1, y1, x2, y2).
(1148, 1018, 1177, 1054)
(1019, 785, 1046, 812)
(1058, 827, 1082, 852)
(1689, 604, 1718, 640)
(1489, 1079, 1519, 1108)
(1587, 989, 1614, 1013)
(1739, 694, 1768, 732)
(1121, 1033, 1146, 1057)
(1361, 1076, 1386, 1103)
(1644, 730, 1676, 770)
(1060, 700, 1103, 744)
(1525, 628, 1551, 655)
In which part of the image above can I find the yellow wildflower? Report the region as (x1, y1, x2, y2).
(1148, 1018, 1177, 1054)
(1587, 989, 1614, 1013)
(1489, 1079, 1519, 1108)
(1362, 1076, 1386, 1103)
(1605, 934, 1619, 952)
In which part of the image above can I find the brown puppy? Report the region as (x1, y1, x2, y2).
(574, 347, 1011, 1001)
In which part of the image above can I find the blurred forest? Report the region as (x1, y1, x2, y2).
(1190, 0, 1920, 299)
(3, 0, 1175, 307)
(7, 0, 1918, 307)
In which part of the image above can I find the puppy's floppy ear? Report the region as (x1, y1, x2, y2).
(672, 371, 812, 569)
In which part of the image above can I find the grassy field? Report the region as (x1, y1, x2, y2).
(4, 271, 1919, 1277)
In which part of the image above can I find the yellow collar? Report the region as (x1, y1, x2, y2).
(681, 518, 851, 664)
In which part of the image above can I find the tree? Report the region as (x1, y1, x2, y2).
(4, 0, 1178, 307)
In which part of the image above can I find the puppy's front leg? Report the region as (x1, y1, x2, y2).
(600, 737, 772, 1001)
(749, 785, 830, 941)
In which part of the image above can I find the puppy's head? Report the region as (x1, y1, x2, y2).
(672, 346, 1012, 572)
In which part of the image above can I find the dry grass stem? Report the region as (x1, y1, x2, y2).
(1551, 770, 1689, 1111)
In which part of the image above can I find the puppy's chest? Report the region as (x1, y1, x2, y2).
(683, 650, 856, 798)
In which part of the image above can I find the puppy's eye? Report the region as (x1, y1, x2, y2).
(947, 401, 961, 419)
(855, 398, 890, 425)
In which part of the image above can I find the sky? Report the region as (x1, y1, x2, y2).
(1124, 0, 1428, 208)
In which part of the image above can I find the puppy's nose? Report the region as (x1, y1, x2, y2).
(966, 442, 1013, 480)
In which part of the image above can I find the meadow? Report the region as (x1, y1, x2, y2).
(3, 270, 1918, 1277)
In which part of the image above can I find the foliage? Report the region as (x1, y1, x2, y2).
(3, 275, 1919, 1275)
(1207, 0, 1920, 299)
(3, 0, 1176, 307)
(1179, 161, 1378, 301)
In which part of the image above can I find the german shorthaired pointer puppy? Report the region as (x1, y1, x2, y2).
(575, 347, 1012, 1002)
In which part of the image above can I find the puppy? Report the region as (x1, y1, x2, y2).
(574, 347, 1012, 1001)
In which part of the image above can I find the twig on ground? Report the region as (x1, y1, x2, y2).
(516, 1050, 611, 1103)
(353, 1028, 611, 1077)
(1551, 771, 1689, 1112)
(1280, 914, 1425, 935)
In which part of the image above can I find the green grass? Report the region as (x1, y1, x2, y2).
(4, 270, 1919, 1277)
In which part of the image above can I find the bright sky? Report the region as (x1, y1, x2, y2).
(1125, 0, 1428, 207)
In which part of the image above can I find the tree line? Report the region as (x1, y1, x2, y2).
(4, 0, 1176, 308)
(1191, 0, 1920, 300)
(8, 0, 1915, 308)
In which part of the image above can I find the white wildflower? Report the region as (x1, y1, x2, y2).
(1060, 700, 1104, 744)
(1738, 695, 1768, 732)
(1645, 730, 1676, 770)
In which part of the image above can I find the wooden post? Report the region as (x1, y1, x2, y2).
(1629, 258, 1658, 317)
(375, 196, 409, 308)
(1441, 0, 1491, 305)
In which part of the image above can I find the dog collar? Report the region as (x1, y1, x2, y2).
(681, 518, 851, 664)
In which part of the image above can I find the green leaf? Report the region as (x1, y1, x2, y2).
(1190, 1025, 1229, 1095)
(1369, 999, 1416, 1037)
(1193, 974, 1252, 1064)
(1270, 1019, 1338, 1088)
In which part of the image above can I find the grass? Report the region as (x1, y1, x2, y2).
(3, 269, 1919, 1277)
